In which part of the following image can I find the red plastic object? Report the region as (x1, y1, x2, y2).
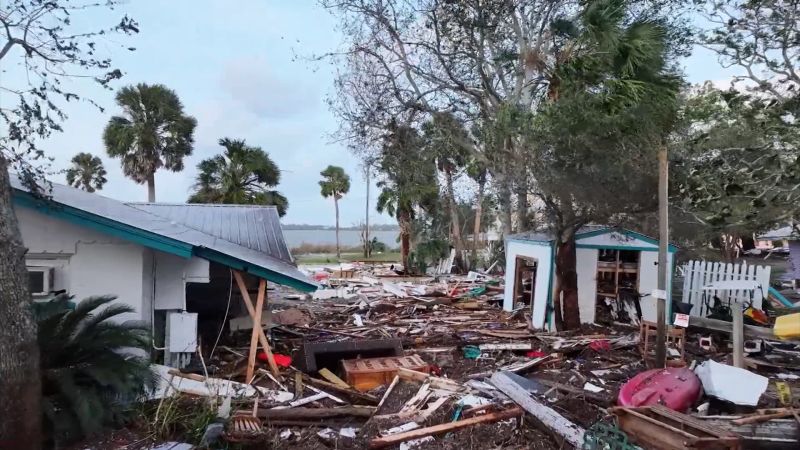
(257, 352, 292, 367)
(617, 367, 702, 412)
(526, 350, 547, 358)
(589, 340, 611, 352)
(314, 272, 330, 282)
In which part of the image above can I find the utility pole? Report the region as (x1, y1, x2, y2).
(364, 164, 370, 258)
(655, 145, 669, 367)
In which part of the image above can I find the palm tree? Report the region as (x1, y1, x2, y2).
(35, 295, 155, 445)
(319, 165, 351, 259)
(188, 138, 289, 216)
(103, 83, 197, 202)
(376, 124, 439, 271)
(65, 152, 107, 192)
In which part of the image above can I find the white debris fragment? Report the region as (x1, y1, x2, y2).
(695, 360, 768, 406)
(400, 436, 435, 449)
(583, 382, 605, 393)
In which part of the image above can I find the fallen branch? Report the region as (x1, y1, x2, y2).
(258, 406, 375, 420)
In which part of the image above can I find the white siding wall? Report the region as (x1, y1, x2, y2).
(503, 240, 553, 329)
(637, 251, 673, 323)
(154, 252, 209, 310)
(576, 248, 599, 324)
(17, 207, 147, 322)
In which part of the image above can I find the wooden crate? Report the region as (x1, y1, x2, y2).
(609, 405, 741, 450)
(342, 355, 429, 391)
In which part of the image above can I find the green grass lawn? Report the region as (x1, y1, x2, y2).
(295, 252, 402, 265)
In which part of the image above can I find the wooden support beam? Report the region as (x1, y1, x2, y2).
(732, 302, 744, 368)
(246, 278, 267, 382)
(490, 371, 585, 447)
(234, 271, 280, 378)
(368, 407, 523, 449)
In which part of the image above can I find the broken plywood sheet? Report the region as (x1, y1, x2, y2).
(150, 364, 293, 402)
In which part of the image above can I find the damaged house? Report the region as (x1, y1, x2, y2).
(12, 179, 316, 366)
(503, 226, 678, 329)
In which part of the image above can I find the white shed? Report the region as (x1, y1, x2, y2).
(503, 226, 677, 330)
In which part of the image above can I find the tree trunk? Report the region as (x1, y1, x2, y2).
(515, 184, 530, 231)
(471, 180, 485, 265)
(364, 168, 370, 258)
(0, 159, 42, 449)
(398, 210, 411, 273)
(444, 166, 466, 272)
(147, 172, 156, 202)
(335, 197, 341, 259)
(555, 230, 581, 330)
(496, 173, 513, 235)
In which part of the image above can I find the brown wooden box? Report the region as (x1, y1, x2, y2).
(610, 405, 741, 450)
(342, 355, 429, 391)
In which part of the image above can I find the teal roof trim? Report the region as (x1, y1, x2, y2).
(14, 192, 194, 258)
(506, 238, 551, 246)
(576, 244, 678, 253)
(196, 248, 316, 292)
(576, 227, 679, 252)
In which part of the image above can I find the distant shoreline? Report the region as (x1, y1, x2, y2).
(282, 224, 399, 231)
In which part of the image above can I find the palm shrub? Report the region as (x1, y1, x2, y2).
(35, 295, 156, 444)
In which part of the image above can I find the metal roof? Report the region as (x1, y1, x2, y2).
(757, 225, 798, 241)
(11, 178, 315, 291)
(127, 203, 292, 262)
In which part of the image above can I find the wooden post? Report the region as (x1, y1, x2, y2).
(732, 302, 744, 368)
(246, 278, 266, 383)
(233, 271, 280, 378)
(655, 145, 669, 368)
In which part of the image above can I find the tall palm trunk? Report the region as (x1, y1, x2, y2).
(335, 197, 341, 259)
(0, 159, 42, 449)
(471, 179, 485, 264)
(147, 172, 156, 202)
(444, 165, 465, 272)
(398, 209, 412, 272)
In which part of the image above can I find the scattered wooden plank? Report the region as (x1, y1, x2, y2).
(688, 315, 775, 340)
(270, 392, 328, 409)
(319, 367, 351, 389)
(375, 375, 400, 414)
(258, 406, 375, 420)
(732, 409, 793, 425)
(479, 343, 534, 351)
(396, 367, 464, 393)
(536, 379, 612, 407)
(302, 374, 379, 405)
(490, 371, 585, 447)
(368, 406, 522, 449)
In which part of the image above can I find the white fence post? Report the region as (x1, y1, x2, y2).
(680, 259, 771, 317)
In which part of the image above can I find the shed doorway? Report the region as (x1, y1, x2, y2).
(512, 256, 538, 309)
(595, 249, 642, 324)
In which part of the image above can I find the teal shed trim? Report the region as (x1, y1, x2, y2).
(576, 228, 679, 252)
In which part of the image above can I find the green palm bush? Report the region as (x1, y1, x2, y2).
(36, 295, 156, 444)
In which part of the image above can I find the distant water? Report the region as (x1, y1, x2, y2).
(283, 229, 399, 248)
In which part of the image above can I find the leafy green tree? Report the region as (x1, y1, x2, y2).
(103, 83, 197, 202)
(319, 165, 351, 259)
(65, 153, 107, 192)
(529, 0, 682, 329)
(0, 2, 138, 446)
(35, 295, 155, 446)
(671, 83, 800, 261)
(376, 124, 439, 271)
(188, 138, 289, 216)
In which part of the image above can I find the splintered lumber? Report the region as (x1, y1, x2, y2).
(609, 405, 740, 450)
(732, 408, 793, 425)
(319, 368, 351, 389)
(490, 371, 585, 447)
(259, 406, 375, 420)
(396, 367, 464, 393)
(302, 374, 379, 405)
(688, 315, 775, 340)
(368, 406, 523, 449)
(375, 375, 400, 413)
(536, 379, 612, 407)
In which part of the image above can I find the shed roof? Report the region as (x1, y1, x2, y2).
(11, 179, 315, 291)
(507, 226, 678, 252)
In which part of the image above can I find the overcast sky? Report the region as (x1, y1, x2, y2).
(5, 1, 734, 226)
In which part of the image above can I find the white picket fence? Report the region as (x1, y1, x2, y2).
(680, 260, 771, 317)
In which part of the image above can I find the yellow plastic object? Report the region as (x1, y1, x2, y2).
(774, 312, 800, 339)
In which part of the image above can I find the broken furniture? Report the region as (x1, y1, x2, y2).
(640, 320, 686, 366)
(342, 354, 428, 391)
(610, 405, 741, 449)
(294, 338, 403, 372)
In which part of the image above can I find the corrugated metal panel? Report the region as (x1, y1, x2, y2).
(126, 203, 292, 262)
(11, 178, 313, 290)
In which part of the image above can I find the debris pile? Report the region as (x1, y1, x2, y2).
(146, 269, 800, 449)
